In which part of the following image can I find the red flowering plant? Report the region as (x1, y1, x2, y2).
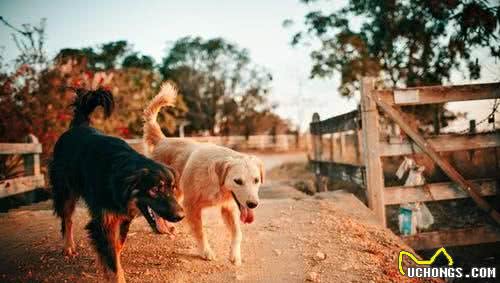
(0, 20, 187, 180)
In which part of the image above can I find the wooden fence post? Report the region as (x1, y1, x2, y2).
(311, 113, 323, 192)
(360, 77, 386, 226)
(330, 134, 334, 161)
(23, 134, 41, 177)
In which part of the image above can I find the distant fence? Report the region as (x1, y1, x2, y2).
(309, 109, 365, 187)
(0, 135, 45, 198)
(127, 134, 307, 153)
(310, 77, 500, 250)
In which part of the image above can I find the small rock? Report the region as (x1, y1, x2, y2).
(306, 271, 319, 282)
(314, 252, 326, 261)
(273, 249, 282, 256)
(235, 274, 246, 281)
(341, 263, 349, 271)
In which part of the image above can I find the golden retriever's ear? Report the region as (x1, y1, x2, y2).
(209, 159, 232, 187)
(249, 155, 265, 184)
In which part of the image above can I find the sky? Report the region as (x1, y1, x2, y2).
(1, 0, 499, 131)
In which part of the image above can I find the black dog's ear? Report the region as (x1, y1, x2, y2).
(122, 168, 150, 201)
(124, 168, 150, 186)
(163, 164, 179, 189)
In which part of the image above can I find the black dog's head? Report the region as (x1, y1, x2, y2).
(125, 163, 184, 232)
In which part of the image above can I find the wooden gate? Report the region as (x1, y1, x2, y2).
(310, 77, 500, 249)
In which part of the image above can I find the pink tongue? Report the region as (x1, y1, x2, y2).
(153, 211, 170, 234)
(152, 211, 175, 235)
(239, 207, 254, 224)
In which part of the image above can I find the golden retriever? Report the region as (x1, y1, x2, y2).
(142, 82, 264, 265)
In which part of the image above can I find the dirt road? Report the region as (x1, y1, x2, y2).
(0, 196, 437, 282)
(0, 153, 438, 282)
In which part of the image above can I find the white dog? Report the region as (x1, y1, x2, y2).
(142, 82, 264, 265)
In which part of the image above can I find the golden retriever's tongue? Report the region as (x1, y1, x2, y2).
(240, 207, 254, 224)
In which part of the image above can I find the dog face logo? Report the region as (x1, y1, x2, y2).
(130, 167, 185, 231)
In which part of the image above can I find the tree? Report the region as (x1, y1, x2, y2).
(100, 68, 187, 137)
(0, 25, 187, 168)
(159, 37, 273, 135)
(286, 0, 499, 132)
(81, 40, 129, 70)
(53, 46, 187, 138)
(0, 16, 47, 69)
(0, 19, 88, 179)
(288, 0, 500, 95)
(122, 53, 155, 70)
(65, 40, 155, 71)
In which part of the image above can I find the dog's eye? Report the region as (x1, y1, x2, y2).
(148, 186, 159, 197)
(234, 178, 243, 185)
(254, 178, 259, 184)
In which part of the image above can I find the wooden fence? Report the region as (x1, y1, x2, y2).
(309, 110, 365, 188)
(0, 133, 303, 199)
(310, 77, 500, 249)
(0, 135, 45, 198)
(127, 134, 306, 154)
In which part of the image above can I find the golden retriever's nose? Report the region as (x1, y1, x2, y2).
(246, 201, 258, 209)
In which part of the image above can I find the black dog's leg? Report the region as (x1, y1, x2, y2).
(52, 184, 78, 257)
(119, 220, 131, 252)
(61, 195, 78, 256)
(86, 215, 126, 283)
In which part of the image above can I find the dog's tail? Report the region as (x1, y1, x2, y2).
(143, 82, 178, 148)
(70, 88, 114, 128)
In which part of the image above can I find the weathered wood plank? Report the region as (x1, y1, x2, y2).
(379, 132, 500, 156)
(361, 77, 386, 227)
(309, 160, 365, 186)
(375, 95, 500, 224)
(402, 226, 500, 250)
(385, 179, 497, 205)
(378, 82, 500, 106)
(0, 143, 42, 155)
(310, 109, 359, 134)
(0, 175, 45, 198)
(310, 159, 364, 168)
(324, 132, 364, 166)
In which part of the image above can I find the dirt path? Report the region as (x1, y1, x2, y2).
(0, 195, 438, 283)
(0, 154, 439, 282)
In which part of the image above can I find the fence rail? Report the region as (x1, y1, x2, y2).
(310, 109, 360, 135)
(310, 77, 500, 249)
(0, 135, 45, 198)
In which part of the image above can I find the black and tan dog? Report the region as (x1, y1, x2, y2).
(49, 88, 184, 283)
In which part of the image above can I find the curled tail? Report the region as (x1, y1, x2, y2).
(70, 88, 114, 127)
(143, 81, 178, 148)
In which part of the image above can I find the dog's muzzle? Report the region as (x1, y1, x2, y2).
(231, 192, 255, 224)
